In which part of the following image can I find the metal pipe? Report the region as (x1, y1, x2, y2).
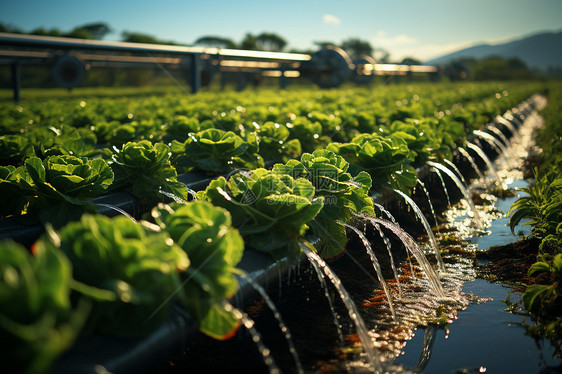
(11, 63, 20, 102)
(0, 32, 310, 62)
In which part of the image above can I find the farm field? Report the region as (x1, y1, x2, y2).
(1, 80, 561, 373)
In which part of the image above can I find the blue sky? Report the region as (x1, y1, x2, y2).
(1, 0, 561, 61)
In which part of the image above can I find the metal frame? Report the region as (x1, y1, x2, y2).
(0, 32, 439, 101)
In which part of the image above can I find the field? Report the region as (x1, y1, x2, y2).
(1, 80, 561, 373)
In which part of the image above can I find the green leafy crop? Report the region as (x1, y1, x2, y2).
(171, 128, 264, 174)
(198, 168, 324, 259)
(0, 240, 86, 374)
(0, 155, 114, 227)
(256, 121, 301, 163)
(273, 149, 374, 258)
(386, 118, 456, 166)
(40, 214, 189, 335)
(152, 201, 244, 339)
(0, 134, 34, 166)
(106, 140, 187, 205)
(327, 133, 417, 192)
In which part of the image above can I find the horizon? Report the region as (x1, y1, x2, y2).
(1, 0, 561, 62)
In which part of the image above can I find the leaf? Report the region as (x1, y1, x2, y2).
(552, 254, 562, 279)
(199, 303, 241, 340)
(42, 214, 189, 335)
(523, 284, 553, 314)
(108, 141, 186, 205)
(153, 201, 244, 333)
(0, 240, 84, 373)
(199, 169, 324, 259)
(528, 261, 552, 276)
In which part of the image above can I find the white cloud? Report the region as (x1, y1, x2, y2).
(371, 30, 417, 48)
(323, 14, 341, 25)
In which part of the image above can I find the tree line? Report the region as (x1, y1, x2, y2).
(0, 21, 539, 88)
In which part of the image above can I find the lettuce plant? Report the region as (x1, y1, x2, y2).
(509, 168, 562, 240)
(0, 240, 86, 374)
(151, 201, 244, 339)
(386, 118, 455, 166)
(198, 168, 324, 259)
(40, 214, 189, 335)
(0, 134, 34, 166)
(256, 121, 301, 163)
(106, 140, 187, 205)
(171, 128, 264, 174)
(327, 133, 417, 192)
(273, 149, 374, 258)
(0, 155, 114, 227)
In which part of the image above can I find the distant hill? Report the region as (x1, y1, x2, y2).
(426, 31, 562, 71)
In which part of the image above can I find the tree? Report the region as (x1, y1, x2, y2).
(194, 36, 237, 49)
(30, 27, 62, 37)
(0, 23, 23, 34)
(472, 56, 533, 80)
(64, 28, 94, 39)
(340, 38, 373, 58)
(122, 31, 175, 45)
(255, 32, 287, 52)
(74, 22, 111, 40)
(240, 33, 257, 50)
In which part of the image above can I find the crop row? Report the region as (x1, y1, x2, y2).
(0, 81, 546, 372)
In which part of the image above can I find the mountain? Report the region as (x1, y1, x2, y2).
(426, 31, 562, 71)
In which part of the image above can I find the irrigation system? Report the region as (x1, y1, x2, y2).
(0, 32, 439, 101)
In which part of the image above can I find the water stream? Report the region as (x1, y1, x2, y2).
(488, 125, 512, 148)
(428, 161, 484, 230)
(341, 222, 397, 319)
(222, 302, 280, 374)
(495, 114, 518, 136)
(95, 203, 137, 222)
(373, 223, 402, 295)
(416, 179, 440, 232)
(237, 273, 304, 374)
(300, 242, 383, 372)
(432, 167, 451, 207)
(374, 203, 398, 224)
(362, 217, 445, 298)
(473, 130, 509, 157)
(458, 146, 487, 181)
(393, 189, 445, 272)
(465, 142, 501, 183)
(443, 158, 468, 188)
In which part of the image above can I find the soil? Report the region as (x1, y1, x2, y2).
(476, 237, 545, 287)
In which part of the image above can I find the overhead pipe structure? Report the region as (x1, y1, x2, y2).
(0, 32, 439, 101)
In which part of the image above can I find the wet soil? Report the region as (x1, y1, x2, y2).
(477, 237, 542, 286)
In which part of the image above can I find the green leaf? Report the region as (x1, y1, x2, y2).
(528, 261, 552, 276)
(0, 240, 85, 374)
(523, 284, 553, 314)
(41, 214, 189, 335)
(153, 201, 244, 336)
(108, 141, 187, 205)
(199, 303, 241, 340)
(199, 169, 324, 259)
